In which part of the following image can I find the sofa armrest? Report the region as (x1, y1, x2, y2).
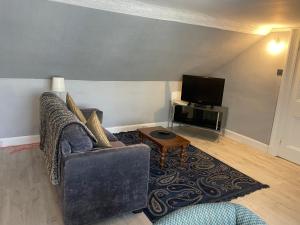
(61, 144, 150, 225)
(80, 108, 103, 123)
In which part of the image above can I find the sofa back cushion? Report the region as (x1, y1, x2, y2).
(60, 124, 94, 153)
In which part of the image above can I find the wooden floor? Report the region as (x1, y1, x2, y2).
(1, 127, 300, 225)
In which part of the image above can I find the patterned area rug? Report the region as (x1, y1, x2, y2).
(114, 131, 269, 223)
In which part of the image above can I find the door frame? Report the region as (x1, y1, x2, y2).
(269, 29, 300, 156)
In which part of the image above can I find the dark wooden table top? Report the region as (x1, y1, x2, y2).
(137, 126, 190, 148)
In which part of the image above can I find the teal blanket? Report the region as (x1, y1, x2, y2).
(154, 203, 267, 225)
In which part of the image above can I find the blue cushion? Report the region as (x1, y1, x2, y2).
(60, 124, 94, 153)
(154, 203, 267, 225)
(235, 204, 266, 225)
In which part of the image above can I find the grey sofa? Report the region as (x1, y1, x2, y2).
(49, 107, 150, 225)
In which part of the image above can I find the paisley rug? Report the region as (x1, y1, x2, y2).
(114, 131, 269, 223)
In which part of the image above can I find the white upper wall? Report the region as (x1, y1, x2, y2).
(0, 79, 180, 138)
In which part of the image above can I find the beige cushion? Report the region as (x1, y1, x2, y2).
(66, 93, 87, 124)
(86, 111, 112, 148)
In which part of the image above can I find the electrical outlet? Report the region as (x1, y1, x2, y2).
(277, 69, 283, 76)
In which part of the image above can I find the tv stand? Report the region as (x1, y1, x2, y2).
(168, 100, 228, 138)
(187, 102, 215, 108)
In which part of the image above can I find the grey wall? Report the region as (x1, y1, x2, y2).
(0, 79, 179, 138)
(66, 80, 180, 127)
(0, 79, 50, 138)
(212, 32, 290, 144)
(0, 0, 261, 81)
(0, 0, 287, 142)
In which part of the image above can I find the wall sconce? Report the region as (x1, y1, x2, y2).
(51, 76, 66, 100)
(267, 38, 285, 55)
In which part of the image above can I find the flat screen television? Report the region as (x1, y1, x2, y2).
(181, 75, 225, 106)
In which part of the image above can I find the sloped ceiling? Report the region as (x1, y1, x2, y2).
(0, 0, 261, 81)
(138, 0, 300, 33)
(51, 0, 300, 35)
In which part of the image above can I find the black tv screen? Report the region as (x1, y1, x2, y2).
(181, 75, 225, 106)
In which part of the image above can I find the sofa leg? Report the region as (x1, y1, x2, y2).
(132, 209, 143, 214)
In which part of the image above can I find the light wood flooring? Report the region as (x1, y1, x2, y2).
(0, 127, 299, 225)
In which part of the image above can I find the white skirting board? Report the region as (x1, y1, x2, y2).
(0, 135, 40, 148)
(225, 129, 269, 152)
(105, 121, 168, 133)
(0, 122, 168, 147)
(0, 122, 269, 153)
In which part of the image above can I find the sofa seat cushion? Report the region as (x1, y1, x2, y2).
(109, 141, 126, 148)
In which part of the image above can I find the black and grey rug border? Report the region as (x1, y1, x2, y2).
(114, 131, 269, 222)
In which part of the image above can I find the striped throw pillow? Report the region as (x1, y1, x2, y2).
(86, 111, 112, 148)
(66, 93, 87, 124)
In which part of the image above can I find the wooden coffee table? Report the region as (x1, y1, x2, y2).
(138, 126, 190, 168)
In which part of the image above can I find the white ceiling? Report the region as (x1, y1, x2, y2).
(50, 0, 300, 35)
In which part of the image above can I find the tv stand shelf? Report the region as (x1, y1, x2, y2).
(168, 101, 228, 137)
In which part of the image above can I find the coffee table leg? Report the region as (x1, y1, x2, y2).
(180, 145, 188, 164)
(139, 132, 144, 143)
(160, 147, 168, 168)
